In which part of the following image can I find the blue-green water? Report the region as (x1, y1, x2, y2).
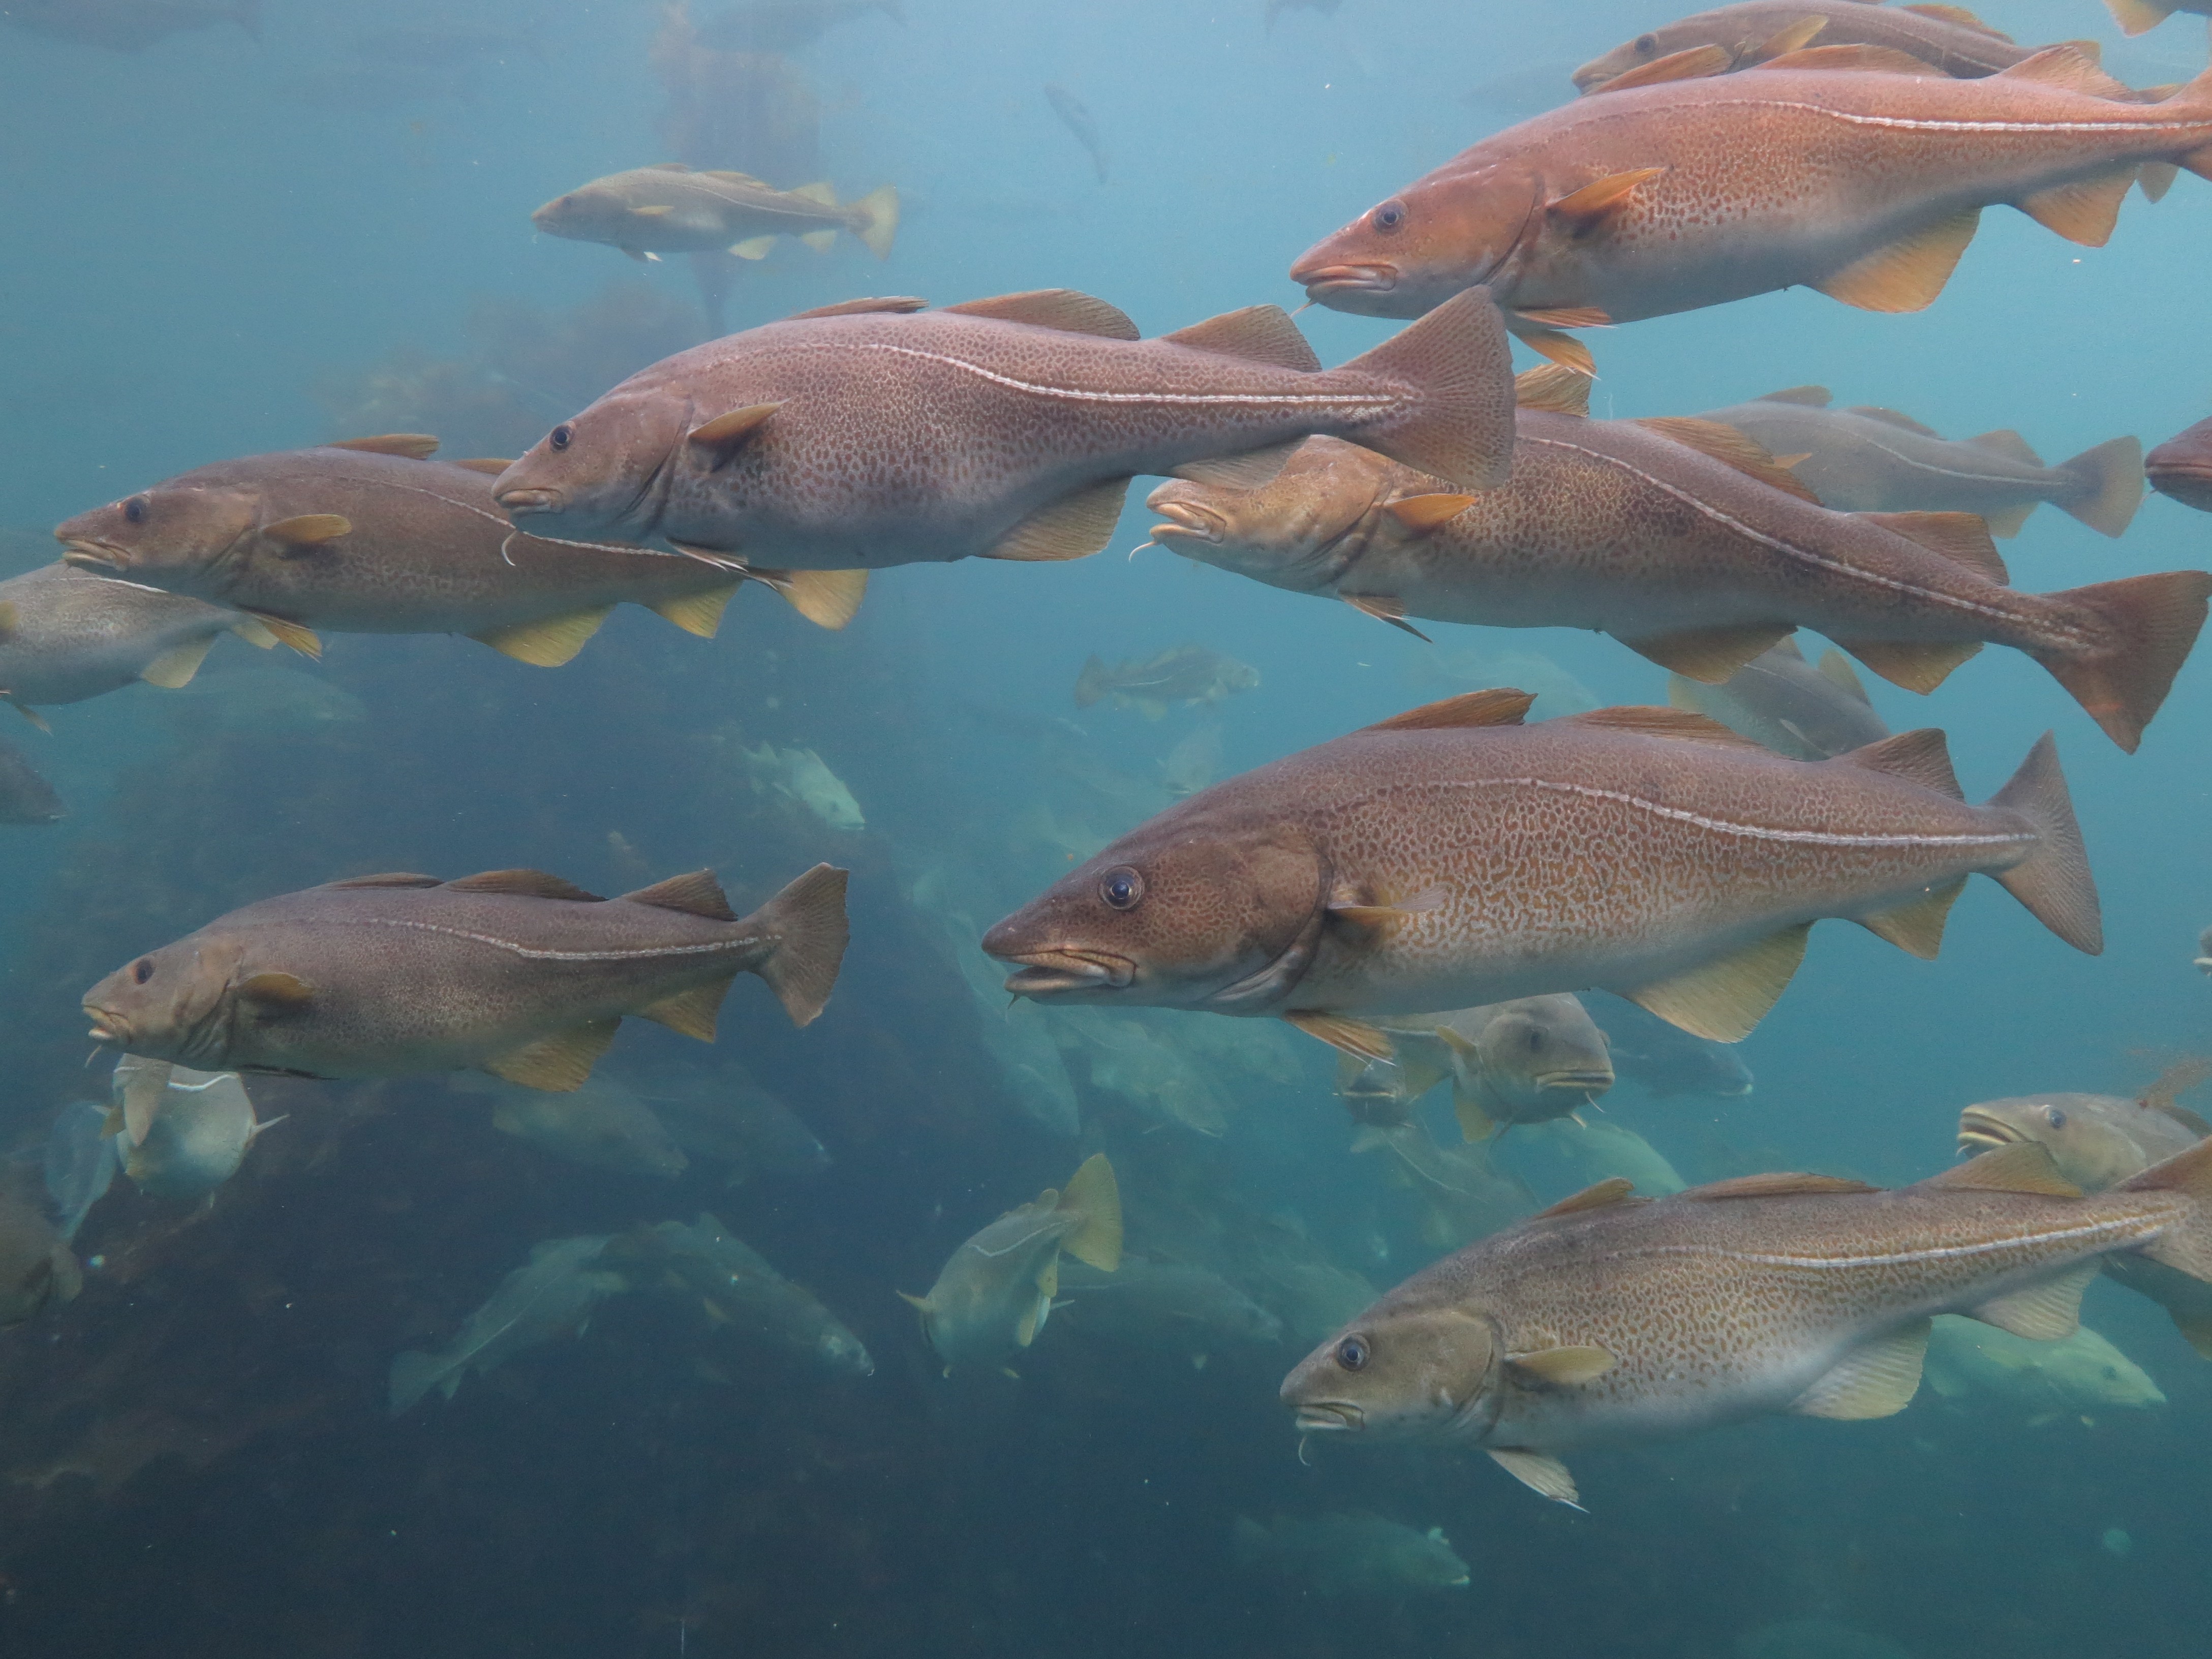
(1, 0, 2209, 1653)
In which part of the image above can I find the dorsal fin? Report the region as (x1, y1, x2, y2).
(1755, 43, 1947, 74)
(647, 161, 691, 171)
(1360, 689, 1533, 733)
(1900, 3, 2013, 40)
(1963, 428, 2043, 468)
(704, 168, 765, 184)
(324, 433, 440, 458)
(327, 872, 442, 889)
(620, 869, 737, 920)
(1993, 43, 2132, 99)
(1757, 385, 1832, 406)
(1843, 405, 1942, 437)
(1919, 1142, 2081, 1197)
(2138, 1058, 2212, 1126)
(940, 289, 1139, 339)
(1560, 705, 1767, 748)
(449, 457, 514, 475)
(1631, 416, 1821, 503)
(1160, 305, 1321, 371)
(1514, 364, 1590, 416)
(1816, 648, 1870, 700)
(788, 296, 928, 321)
(1748, 14, 1829, 59)
(1829, 727, 1963, 798)
(1680, 1172, 1879, 1200)
(1857, 510, 2007, 585)
(1767, 636, 1808, 662)
(443, 870, 604, 901)
(1594, 43, 1731, 91)
(1534, 1177, 1640, 1218)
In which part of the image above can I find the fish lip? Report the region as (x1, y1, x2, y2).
(495, 486, 564, 515)
(82, 1003, 126, 1044)
(59, 539, 127, 572)
(994, 949, 1136, 996)
(1291, 1401, 1364, 1432)
(1537, 1069, 1615, 1094)
(1147, 501, 1225, 545)
(1956, 1106, 2023, 1155)
(1291, 261, 1398, 298)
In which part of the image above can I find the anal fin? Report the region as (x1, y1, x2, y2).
(139, 635, 214, 689)
(1621, 924, 1811, 1042)
(1831, 636, 1981, 694)
(1617, 623, 1793, 683)
(1487, 1448, 1580, 1505)
(1811, 208, 1980, 313)
(1855, 877, 1965, 960)
(650, 582, 742, 639)
(982, 479, 1130, 562)
(2016, 168, 2136, 248)
(1971, 1261, 2098, 1340)
(1792, 1318, 1929, 1420)
(636, 973, 738, 1041)
(481, 1019, 622, 1091)
(470, 606, 616, 667)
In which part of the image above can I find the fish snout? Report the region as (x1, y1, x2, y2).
(82, 1002, 128, 1045)
(1537, 1067, 1615, 1098)
(1288, 260, 1399, 302)
(58, 539, 128, 572)
(1147, 498, 1227, 547)
(1288, 1400, 1365, 1433)
(991, 947, 1136, 997)
(1955, 1106, 2024, 1156)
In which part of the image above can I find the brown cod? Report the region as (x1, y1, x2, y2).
(1667, 638, 1890, 759)
(1279, 1139, 2212, 1504)
(55, 435, 864, 668)
(2146, 416, 2212, 512)
(981, 689, 2103, 1061)
(81, 864, 848, 1091)
(1291, 46, 2212, 371)
(1575, 2, 2064, 94)
(531, 163, 897, 265)
(488, 287, 1516, 570)
(1337, 995, 1616, 1140)
(1144, 372, 2209, 753)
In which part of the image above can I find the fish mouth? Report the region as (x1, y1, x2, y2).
(495, 486, 564, 515)
(59, 539, 128, 572)
(1956, 1105, 2025, 1155)
(82, 1002, 128, 1044)
(1290, 261, 1399, 300)
(1147, 500, 1226, 546)
(1291, 1400, 1365, 1433)
(995, 948, 1136, 996)
(1537, 1068, 1615, 1097)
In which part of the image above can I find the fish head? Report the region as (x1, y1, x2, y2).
(494, 384, 691, 543)
(819, 1324, 875, 1376)
(530, 178, 639, 245)
(1280, 1303, 1499, 1442)
(1955, 1094, 2153, 1192)
(56, 483, 261, 598)
(1145, 442, 1394, 588)
(1465, 998, 1615, 1117)
(1291, 164, 1545, 319)
(1397, 1531, 1473, 1589)
(83, 933, 270, 1072)
(1572, 23, 1728, 92)
(2146, 419, 2212, 513)
(982, 812, 1329, 1010)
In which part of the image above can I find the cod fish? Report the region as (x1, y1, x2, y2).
(985, 690, 2102, 1054)
(0, 729, 63, 823)
(112, 1060, 279, 1201)
(82, 863, 849, 1091)
(1701, 386, 2142, 538)
(741, 742, 864, 831)
(1353, 1118, 1536, 1249)
(1575, 2, 2051, 93)
(2146, 416, 2212, 512)
(0, 562, 274, 723)
(1668, 638, 1889, 761)
(1339, 995, 1615, 1139)
(474, 1076, 690, 1178)
(2104, 0, 2212, 39)
(1291, 47, 2212, 368)
(55, 436, 868, 669)
(43, 1101, 117, 1242)
(490, 286, 1516, 570)
(900, 1152, 1122, 1372)
(1599, 996, 1755, 1097)
(641, 1067, 830, 1182)
(1281, 1138, 2212, 1504)
(1232, 1512, 1470, 1594)
(532, 163, 898, 264)
(623, 1213, 872, 1375)
(389, 1235, 627, 1414)
(0, 1195, 81, 1329)
(1924, 1315, 2165, 1416)
(1073, 644, 1259, 717)
(1145, 376, 2210, 752)
(1057, 1255, 1286, 1358)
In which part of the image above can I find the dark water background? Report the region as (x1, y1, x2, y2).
(1, 0, 2208, 1653)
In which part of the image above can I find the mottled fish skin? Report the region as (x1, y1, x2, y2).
(1669, 639, 1890, 760)
(1575, 0, 2041, 92)
(531, 164, 896, 261)
(1292, 54, 2212, 331)
(0, 562, 263, 710)
(490, 288, 1515, 570)
(2147, 416, 2212, 512)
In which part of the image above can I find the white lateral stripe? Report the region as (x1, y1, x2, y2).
(346, 915, 770, 964)
(1438, 776, 2034, 851)
(1648, 1211, 2161, 1269)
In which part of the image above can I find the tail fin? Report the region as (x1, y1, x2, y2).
(2055, 435, 2145, 536)
(1338, 287, 1517, 491)
(749, 863, 851, 1026)
(1073, 654, 1110, 707)
(1056, 1152, 1122, 1271)
(2103, 0, 2173, 35)
(1985, 732, 2102, 953)
(2161, 59, 2212, 178)
(848, 185, 899, 260)
(388, 1350, 450, 1416)
(2033, 570, 2212, 751)
(2119, 1136, 2212, 1281)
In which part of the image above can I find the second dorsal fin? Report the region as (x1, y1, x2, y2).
(1993, 43, 2132, 99)
(1514, 364, 1590, 416)
(1632, 416, 1821, 503)
(325, 433, 440, 458)
(327, 872, 442, 889)
(1829, 727, 1963, 798)
(620, 869, 738, 920)
(1360, 688, 1533, 733)
(1534, 1177, 1640, 1218)
(941, 289, 1139, 339)
(1857, 510, 2008, 585)
(788, 296, 929, 321)
(1561, 705, 1767, 748)
(1680, 1172, 1880, 1200)
(1757, 385, 1832, 406)
(1160, 305, 1321, 371)
(444, 870, 605, 902)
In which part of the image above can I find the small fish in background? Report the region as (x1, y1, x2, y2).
(620, 1213, 872, 1375)
(1011, 800, 1112, 864)
(1073, 646, 1259, 718)
(1043, 84, 1110, 184)
(1337, 996, 1614, 1138)
(1262, 0, 1342, 32)
(0, 1194, 81, 1329)
(1957, 1085, 2207, 1192)
(82, 864, 850, 1090)
(1159, 723, 1224, 798)
(1518, 1116, 1688, 1197)
(43, 1102, 117, 1242)
(110, 1059, 280, 1203)
(533, 164, 897, 265)
(1668, 639, 1890, 760)
(1057, 1256, 1285, 1360)
(696, 0, 903, 53)
(933, 911, 1083, 1136)
(741, 743, 865, 831)
(456, 1074, 690, 1179)
(1699, 386, 2143, 538)
(1351, 1118, 1535, 1249)
(2146, 416, 2212, 511)
(0, 729, 62, 823)
(637, 1067, 831, 1183)
(1231, 1512, 1470, 1594)
(1598, 997, 1755, 1099)
(2104, 0, 2212, 40)
(389, 1236, 628, 1415)
(0, 0, 258, 53)
(900, 1153, 1121, 1373)
(1924, 1315, 2165, 1417)
(1049, 1008, 1238, 1136)
(1573, 0, 2049, 93)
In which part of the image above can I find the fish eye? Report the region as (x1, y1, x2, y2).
(550, 424, 574, 452)
(1635, 33, 1658, 54)
(1098, 866, 1145, 911)
(2044, 1107, 2068, 1129)
(132, 958, 154, 985)
(1525, 1028, 1545, 1052)
(1335, 1335, 1370, 1371)
(123, 496, 149, 525)
(1371, 198, 1408, 234)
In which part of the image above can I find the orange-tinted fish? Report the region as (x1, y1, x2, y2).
(2104, 0, 2212, 38)
(2147, 416, 2212, 511)
(1576, 2, 2053, 93)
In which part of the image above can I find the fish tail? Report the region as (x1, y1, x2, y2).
(1984, 732, 2102, 954)
(1056, 1152, 1122, 1271)
(848, 185, 899, 260)
(2054, 436, 2145, 537)
(2102, 0, 2172, 37)
(2120, 1136, 2212, 1284)
(2162, 57, 2212, 177)
(749, 863, 851, 1027)
(1073, 654, 1110, 707)
(387, 1350, 447, 1416)
(2032, 570, 2212, 751)
(1336, 287, 1517, 491)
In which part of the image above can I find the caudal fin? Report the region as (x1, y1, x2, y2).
(1056, 1152, 1122, 1271)
(2104, 0, 2173, 35)
(2159, 58, 2212, 177)
(2055, 435, 2145, 537)
(2033, 569, 2212, 751)
(1985, 732, 2102, 954)
(2120, 1136, 2212, 1282)
(750, 863, 851, 1026)
(848, 185, 899, 260)
(1339, 287, 1517, 491)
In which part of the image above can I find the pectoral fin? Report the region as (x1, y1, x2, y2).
(1014, 1289, 1047, 1347)
(471, 607, 614, 667)
(1812, 208, 1980, 312)
(1792, 1319, 1929, 1420)
(1548, 168, 1667, 226)
(1453, 1083, 1499, 1144)
(1283, 1010, 1396, 1061)
(1617, 623, 1794, 683)
(263, 513, 351, 548)
(1621, 924, 1811, 1042)
(748, 567, 869, 630)
(245, 611, 322, 659)
(687, 403, 781, 462)
(1487, 1448, 1580, 1505)
(238, 971, 315, 1009)
(139, 635, 214, 689)
(1384, 493, 1477, 532)
(1506, 1345, 1616, 1386)
(480, 1018, 622, 1091)
(982, 478, 1129, 562)
(1340, 593, 1432, 641)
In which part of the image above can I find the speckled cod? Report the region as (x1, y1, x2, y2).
(1574, 1, 2054, 94)
(982, 691, 2101, 1056)
(0, 561, 276, 724)
(82, 865, 848, 1091)
(1280, 1139, 2212, 1504)
(490, 286, 1515, 570)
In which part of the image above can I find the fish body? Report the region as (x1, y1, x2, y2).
(1342, 995, 1614, 1137)
(985, 693, 2102, 1050)
(0, 562, 268, 714)
(0, 1196, 80, 1329)
(2146, 416, 2212, 511)
(490, 287, 1517, 571)
(1522, 1117, 1688, 1197)
(1353, 1118, 1536, 1247)
(1668, 638, 1889, 760)
(1145, 418, 2210, 752)
(1044, 84, 1110, 183)
(649, 1070, 830, 1181)
(115, 1061, 273, 1201)
(82, 864, 849, 1090)
(1702, 387, 2142, 537)
(1058, 1256, 1286, 1354)
(1575, 1, 2041, 93)
(533, 164, 897, 263)
(626, 1214, 872, 1374)
(741, 742, 864, 830)
(1280, 1140, 2212, 1502)
(1291, 51, 2212, 345)
(1600, 997, 1755, 1096)
(43, 1102, 117, 1242)
(1073, 645, 1259, 716)
(388, 1236, 627, 1413)
(1231, 1512, 1470, 1593)
(902, 1153, 1121, 1370)
(487, 1080, 689, 1178)
(0, 729, 63, 822)
(1923, 1314, 2165, 1413)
